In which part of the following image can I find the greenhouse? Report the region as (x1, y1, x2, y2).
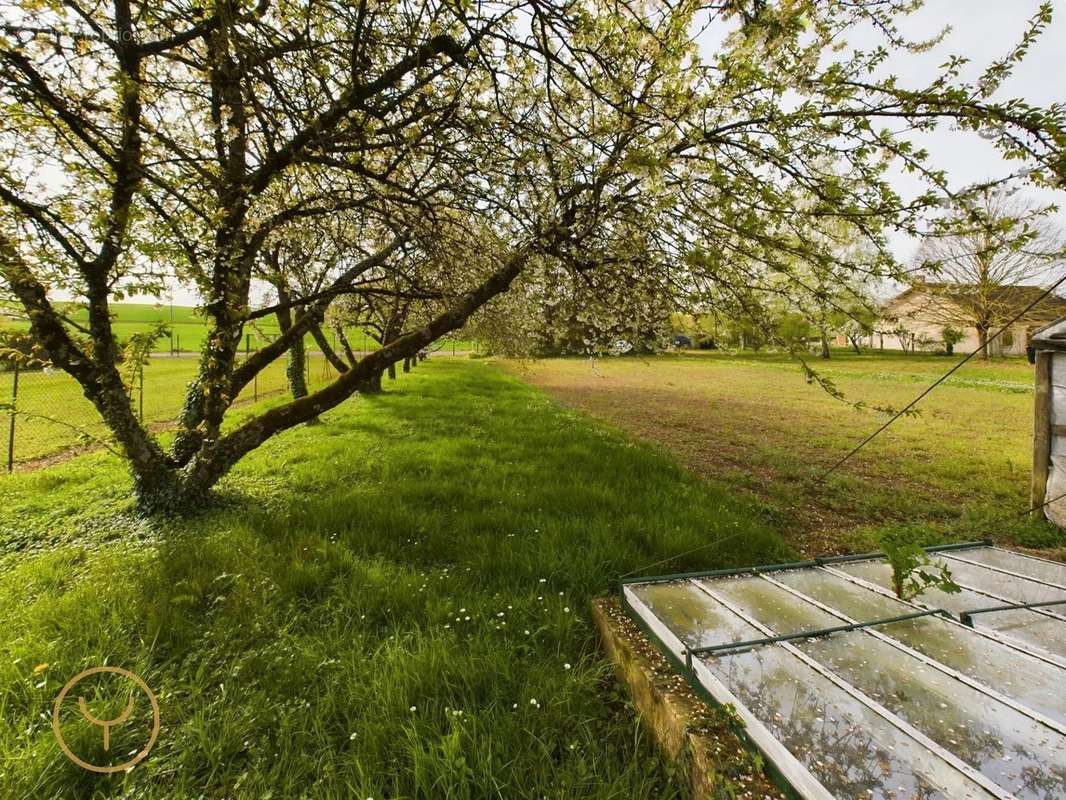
(621, 543, 1066, 799)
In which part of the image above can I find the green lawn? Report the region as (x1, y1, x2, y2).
(0, 360, 786, 798)
(512, 349, 1066, 557)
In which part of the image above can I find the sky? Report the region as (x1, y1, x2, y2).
(87, 1, 1066, 308)
(847, 0, 1066, 266)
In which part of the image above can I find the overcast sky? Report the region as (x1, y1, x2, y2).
(119, 1, 1066, 308)
(853, 0, 1066, 263)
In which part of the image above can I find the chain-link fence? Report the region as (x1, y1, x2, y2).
(2, 352, 339, 470)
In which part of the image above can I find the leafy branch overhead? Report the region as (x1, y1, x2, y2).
(0, 0, 1063, 512)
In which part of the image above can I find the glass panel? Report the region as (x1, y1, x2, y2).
(955, 549, 1066, 587)
(835, 560, 1066, 656)
(705, 574, 841, 631)
(628, 580, 759, 649)
(797, 630, 1066, 799)
(776, 569, 1066, 726)
(777, 566, 928, 619)
(702, 574, 1066, 797)
(939, 557, 1066, 607)
(705, 647, 993, 799)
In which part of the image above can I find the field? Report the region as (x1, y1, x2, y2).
(0, 302, 474, 464)
(0, 301, 473, 355)
(0, 353, 340, 463)
(0, 360, 785, 799)
(1, 352, 1063, 798)
(509, 350, 1064, 556)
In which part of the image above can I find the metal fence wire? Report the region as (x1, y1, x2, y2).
(3, 353, 337, 470)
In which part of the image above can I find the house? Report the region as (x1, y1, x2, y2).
(873, 284, 1066, 356)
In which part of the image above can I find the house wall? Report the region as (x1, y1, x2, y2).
(876, 292, 1030, 356)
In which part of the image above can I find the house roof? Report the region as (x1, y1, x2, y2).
(1030, 315, 1066, 351)
(885, 283, 1066, 323)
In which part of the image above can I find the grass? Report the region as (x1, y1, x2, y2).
(509, 349, 1066, 557)
(0, 359, 787, 799)
(0, 354, 340, 463)
(0, 317, 475, 463)
(0, 301, 475, 355)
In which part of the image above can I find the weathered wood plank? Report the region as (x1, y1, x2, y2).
(1032, 350, 1052, 512)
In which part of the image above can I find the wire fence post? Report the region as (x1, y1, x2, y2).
(245, 334, 257, 401)
(6, 362, 18, 473)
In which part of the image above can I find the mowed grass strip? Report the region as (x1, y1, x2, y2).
(509, 351, 1066, 556)
(0, 359, 786, 799)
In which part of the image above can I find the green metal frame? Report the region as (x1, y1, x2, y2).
(685, 608, 949, 662)
(619, 539, 990, 591)
(617, 591, 806, 800)
(960, 598, 1066, 627)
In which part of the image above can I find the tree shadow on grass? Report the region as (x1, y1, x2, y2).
(1, 361, 789, 799)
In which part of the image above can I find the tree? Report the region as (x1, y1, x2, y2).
(776, 312, 814, 349)
(841, 304, 878, 355)
(879, 529, 961, 602)
(942, 325, 964, 356)
(912, 188, 1066, 359)
(2, 1, 1063, 512)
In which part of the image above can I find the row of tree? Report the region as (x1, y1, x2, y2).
(674, 187, 1066, 359)
(1, 1, 1064, 512)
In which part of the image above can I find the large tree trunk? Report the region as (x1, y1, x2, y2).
(388, 363, 397, 380)
(69, 243, 529, 515)
(403, 356, 411, 373)
(179, 249, 530, 491)
(286, 337, 309, 398)
(820, 332, 831, 359)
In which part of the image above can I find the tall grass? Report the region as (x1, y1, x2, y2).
(0, 359, 786, 798)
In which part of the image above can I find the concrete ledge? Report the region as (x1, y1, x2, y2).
(592, 597, 785, 800)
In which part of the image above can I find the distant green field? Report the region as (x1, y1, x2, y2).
(0, 303, 473, 464)
(0, 302, 473, 354)
(0, 354, 342, 463)
(514, 349, 1061, 557)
